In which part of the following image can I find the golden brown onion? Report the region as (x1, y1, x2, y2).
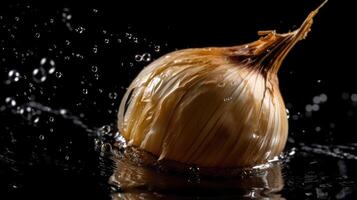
(117, 1, 326, 168)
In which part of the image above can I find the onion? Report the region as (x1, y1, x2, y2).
(117, 1, 326, 168)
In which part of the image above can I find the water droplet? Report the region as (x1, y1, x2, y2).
(315, 126, 321, 132)
(32, 68, 47, 83)
(55, 71, 63, 78)
(82, 88, 88, 95)
(92, 46, 98, 54)
(33, 117, 40, 123)
(99, 125, 111, 135)
(224, 96, 233, 102)
(319, 93, 327, 102)
(65, 40, 71, 46)
(108, 92, 117, 100)
(351, 94, 357, 102)
(75, 26, 85, 34)
(142, 53, 151, 62)
(59, 109, 67, 115)
(305, 192, 313, 196)
(132, 37, 139, 43)
(5, 97, 16, 107)
(35, 33, 40, 38)
(154, 45, 160, 52)
(62, 9, 72, 20)
(305, 104, 312, 112)
(39, 135, 45, 140)
(313, 96, 321, 104)
(40, 58, 46, 65)
(218, 82, 225, 87)
(75, 53, 84, 59)
(125, 32, 132, 39)
(312, 104, 320, 111)
(40, 58, 56, 74)
(91, 65, 98, 72)
(134, 54, 142, 62)
(7, 70, 21, 83)
(252, 133, 259, 139)
(288, 148, 296, 156)
(16, 107, 24, 114)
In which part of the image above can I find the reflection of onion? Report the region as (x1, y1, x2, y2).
(117, 2, 326, 168)
(110, 153, 285, 200)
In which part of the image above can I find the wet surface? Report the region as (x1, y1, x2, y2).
(1, 1, 357, 199)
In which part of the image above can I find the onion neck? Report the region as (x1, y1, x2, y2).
(230, 0, 327, 74)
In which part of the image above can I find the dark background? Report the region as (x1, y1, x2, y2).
(0, 0, 356, 199)
(2, 0, 352, 142)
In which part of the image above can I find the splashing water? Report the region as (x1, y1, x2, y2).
(0, 2, 357, 200)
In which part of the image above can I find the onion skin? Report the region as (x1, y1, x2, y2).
(117, 1, 326, 168)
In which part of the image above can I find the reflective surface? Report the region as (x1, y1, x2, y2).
(1, 1, 357, 199)
(110, 153, 285, 199)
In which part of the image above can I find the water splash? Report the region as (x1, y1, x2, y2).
(0, 2, 356, 199)
(6, 70, 21, 84)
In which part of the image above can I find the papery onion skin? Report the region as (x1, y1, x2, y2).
(117, 1, 326, 168)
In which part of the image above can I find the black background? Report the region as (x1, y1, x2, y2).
(1, 0, 357, 199)
(10, 0, 354, 142)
